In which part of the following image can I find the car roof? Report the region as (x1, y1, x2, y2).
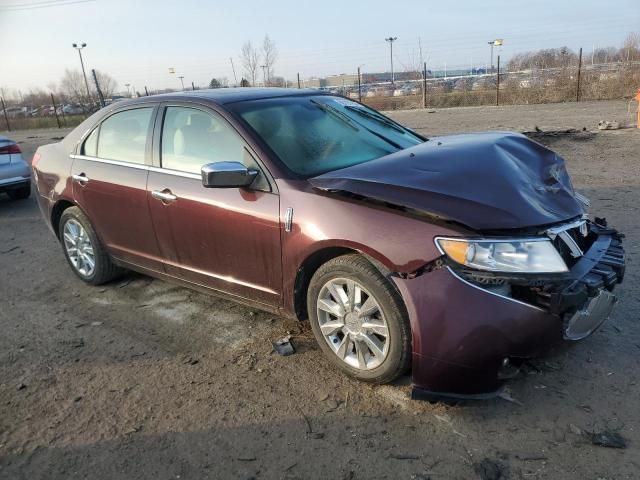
(141, 87, 329, 106)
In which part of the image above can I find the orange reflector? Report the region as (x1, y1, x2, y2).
(439, 239, 469, 264)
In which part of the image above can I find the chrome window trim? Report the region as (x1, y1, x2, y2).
(70, 154, 202, 180)
(70, 154, 148, 170)
(148, 166, 201, 180)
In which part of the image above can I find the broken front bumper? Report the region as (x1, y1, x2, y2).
(392, 224, 625, 401)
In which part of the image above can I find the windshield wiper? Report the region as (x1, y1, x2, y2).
(310, 99, 359, 131)
(364, 127, 403, 149)
(310, 99, 402, 149)
(343, 105, 405, 133)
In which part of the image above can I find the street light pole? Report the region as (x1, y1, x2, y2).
(385, 36, 398, 84)
(229, 57, 238, 85)
(125, 83, 131, 97)
(178, 76, 185, 91)
(487, 39, 503, 73)
(72, 42, 92, 100)
(261, 65, 268, 86)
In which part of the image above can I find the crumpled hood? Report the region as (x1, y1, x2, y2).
(309, 131, 584, 230)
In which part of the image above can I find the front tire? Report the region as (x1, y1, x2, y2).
(307, 254, 411, 384)
(59, 206, 122, 285)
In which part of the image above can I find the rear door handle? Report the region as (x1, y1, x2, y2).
(151, 189, 177, 203)
(72, 173, 89, 184)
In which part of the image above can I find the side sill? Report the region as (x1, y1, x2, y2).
(111, 257, 287, 317)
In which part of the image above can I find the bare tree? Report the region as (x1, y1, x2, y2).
(262, 35, 278, 85)
(622, 32, 640, 62)
(60, 69, 88, 102)
(241, 41, 260, 86)
(94, 70, 118, 98)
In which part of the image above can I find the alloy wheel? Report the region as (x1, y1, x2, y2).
(316, 277, 390, 370)
(63, 219, 96, 277)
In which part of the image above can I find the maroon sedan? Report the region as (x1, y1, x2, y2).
(33, 88, 625, 400)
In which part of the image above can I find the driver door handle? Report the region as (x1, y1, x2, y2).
(151, 189, 177, 203)
(72, 173, 89, 184)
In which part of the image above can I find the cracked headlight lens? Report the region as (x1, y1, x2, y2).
(436, 237, 568, 273)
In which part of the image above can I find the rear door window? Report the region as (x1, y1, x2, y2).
(97, 108, 153, 164)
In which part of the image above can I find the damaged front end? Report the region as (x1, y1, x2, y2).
(448, 217, 625, 341)
(392, 216, 625, 401)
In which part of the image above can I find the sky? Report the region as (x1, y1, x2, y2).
(0, 0, 639, 96)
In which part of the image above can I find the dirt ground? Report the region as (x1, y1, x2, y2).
(1, 100, 639, 480)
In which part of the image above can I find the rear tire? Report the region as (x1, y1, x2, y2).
(307, 254, 411, 384)
(7, 184, 30, 200)
(59, 206, 122, 285)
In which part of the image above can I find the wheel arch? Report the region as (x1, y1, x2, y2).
(51, 199, 77, 239)
(293, 245, 397, 321)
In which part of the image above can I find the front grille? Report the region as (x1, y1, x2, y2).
(549, 220, 597, 268)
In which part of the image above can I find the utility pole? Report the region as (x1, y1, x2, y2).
(261, 65, 267, 86)
(385, 37, 398, 83)
(91, 69, 106, 108)
(496, 55, 500, 106)
(125, 83, 131, 97)
(576, 47, 583, 102)
(357, 66, 362, 102)
(423, 61, 427, 108)
(297, 73, 301, 89)
(72, 43, 92, 100)
(178, 76, 185, 90)
(229, 57, 238, 85)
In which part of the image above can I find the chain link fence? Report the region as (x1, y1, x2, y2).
(2, 58, 639, 132)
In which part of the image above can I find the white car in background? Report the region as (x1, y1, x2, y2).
(0, 136, 30, 200)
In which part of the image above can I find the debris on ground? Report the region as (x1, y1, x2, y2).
(568, 424, 582, 435)
(272, 335, 295, 356)
(586, 430, 627, 449)
(497, 388, 523, 406)
(182, 356, 199, 365)
(523, 127, 595, 141)
(597, 120, 620, 130)
(388, 453, 420, 460)
(473, 458, 507, 480)
(16, 383, 26, 391)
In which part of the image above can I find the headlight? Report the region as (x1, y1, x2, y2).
(436, 237, 568, 273)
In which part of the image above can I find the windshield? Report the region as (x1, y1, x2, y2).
(231, 95, 425, 176)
